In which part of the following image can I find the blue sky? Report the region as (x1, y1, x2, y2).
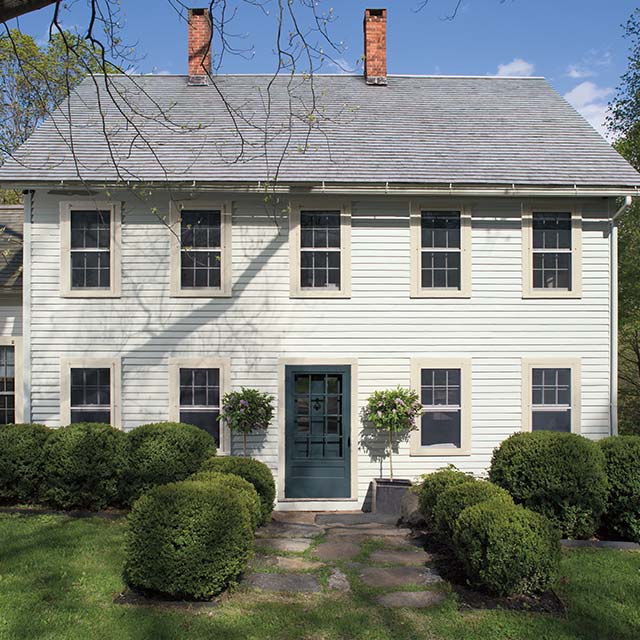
(9, 0, 639, 137)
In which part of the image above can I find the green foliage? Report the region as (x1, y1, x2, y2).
(489, 431, 609, 538)
(433, 479, 513, 540)
(0, 423, 50, 503)
(41, 423, 128, 510)
(454, 499, 561, 596)
(364, 387, 421, 479)
(124, 480, 254, 600)
(599, 435, 640, 541)
(218, 388, 274, 456)
(417, 466, 474, 525)
(188, 470, 261, 530)
(123, 422, 216, 505)
(200, 456, 275, 525)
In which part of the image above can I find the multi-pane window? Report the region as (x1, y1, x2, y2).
(70, 210, 111, 289)
(179, 368, 221, 445)
(532, 213, 572, 290)
(70, 367, 111, 424)
(420, 368, 462, 448)
(0, 346, 15, 425)
(531, 367, 571, 432)
(300, 211, 341, 289)
(421, 211, 461, 289)
(180, 210, 222, 289)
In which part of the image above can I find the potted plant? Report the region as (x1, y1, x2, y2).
(218, 388, 274, 457)
(364, 386, 422, 515)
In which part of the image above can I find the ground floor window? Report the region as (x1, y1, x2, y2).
(0, 345, 15, 424)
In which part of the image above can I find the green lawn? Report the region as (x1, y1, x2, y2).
(0, 513, 638, 640)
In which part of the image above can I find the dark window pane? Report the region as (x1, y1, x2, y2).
(180, 410, 220, 446)
(533, 213, 571, 249)
(533, 252, 571, 289)
(70, 211, 110, 249)
(532, 410, 571, 432)
(421, 211, 460, 249)
(180, 250, 221, 288)
(421, 411, 461, 447)
(181, 210, 221, 249)
(70, 409, 110, 424)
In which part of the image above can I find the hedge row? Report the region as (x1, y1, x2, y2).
(0, 421, 216, 510)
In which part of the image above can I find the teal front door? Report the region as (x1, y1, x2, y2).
(285, 366, 351, 499)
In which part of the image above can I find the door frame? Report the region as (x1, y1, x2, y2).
(277, 358, 358, 502)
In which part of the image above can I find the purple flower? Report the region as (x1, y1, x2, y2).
(377, 410, 382, 418)
(240, 399, 249, 407)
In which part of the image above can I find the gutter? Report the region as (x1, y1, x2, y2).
(610, 195, 633, 436)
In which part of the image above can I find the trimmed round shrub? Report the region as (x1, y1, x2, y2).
(489, 431, 608, 538)
(0, 423, 51, 504)
(123, 422, 217, 505)
(189, 470, 261, 530)
(41, 422, 128, 510)
(599, 436, 640, 542)
(200, 456, 275, 525)
(434, 479, 513, 540)
(124, 480, 254, 599)
(418, 466, 474, 526)
(454, 499, 561, 596)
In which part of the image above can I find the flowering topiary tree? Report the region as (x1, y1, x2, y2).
(364, 387, 422, 480)
(218, 388, 275, 457)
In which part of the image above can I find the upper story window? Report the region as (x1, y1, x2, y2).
(522, 358, 580, 433)
(410, 357, 471, 456)
(60, 357, 121, 427)
(60, 202, 121, 298)
(410, 204, 471, 298)
(522, 205, 581, 298)
(170, 202, 232, 297)
(290, 203, 351, 298)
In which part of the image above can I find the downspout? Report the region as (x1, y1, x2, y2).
(22, 190, 33, 424)
(610, 195, 633, 436)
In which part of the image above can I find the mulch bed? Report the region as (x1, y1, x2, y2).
(0, 505, 128, 519)
(419, 531, 566, 615)
(114, 587, 222, 611)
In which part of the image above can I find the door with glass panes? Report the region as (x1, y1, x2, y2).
(284, 366, 351, 499)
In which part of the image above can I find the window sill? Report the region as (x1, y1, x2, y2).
(522, 290, 582, 300)
(60, 289, 121, 299)
(290, 290, 351, 299)
(410, 290, 471, 299)
(410, 447, 471, 457)
(170, 288, 232, 298)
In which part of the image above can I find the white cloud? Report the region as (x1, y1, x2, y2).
(496, 58, 535, 77)
(327, 57, 356, 75)
(566, 49, 612, 80)
(567, 64, 592, 79)
(563, 81, 613, 139)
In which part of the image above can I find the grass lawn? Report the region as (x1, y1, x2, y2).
(0, 513, 638, 640)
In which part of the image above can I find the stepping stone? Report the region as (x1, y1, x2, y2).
(246, 573, 321, 593)
(368, 549, 427, 567)
(316, 513, 398, 526)
(313, 540, 361, 562)
(255, 537, 311, 553)
(423, 567, 445, 584)
(377, 591, 447, 609)
(252, 555, 318, 571)
(256, 521, 322, 539)
(328, 526, 407, 538)
(359, 566, 440, 588)
(328, 568, 351, 592)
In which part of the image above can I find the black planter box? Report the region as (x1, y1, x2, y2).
(371, 478, 412, 515)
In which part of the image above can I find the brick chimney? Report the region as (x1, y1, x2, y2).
(188, 7, 212, 85)
(363, 8, 387, 86)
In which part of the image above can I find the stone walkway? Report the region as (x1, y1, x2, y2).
(244, 512, 447, 609)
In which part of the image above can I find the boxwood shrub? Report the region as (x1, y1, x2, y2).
(454, 499, 561, 596)
(123, 422, 217, 505)
(489, 431, 608, 538)
(189, 470, 261, 530)
(0, 423, 51, 503)
(599, 435, 640, 542)
(41, 422, 128, 510)
(124, 480, 254, 599)
(200, 456, 275, 525)
(418, 466, 474, 526)
(434, 479, 513, 540)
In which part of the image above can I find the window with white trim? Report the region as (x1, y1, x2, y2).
(421, 211, 461, 289)
(70, 367, 111, 424)
(0, 345, 16, 424)
(178, 367, 221, 445)
(300, 211, 341, 290)
(531, 367, 572, 432)
(532, 213, 571, 290)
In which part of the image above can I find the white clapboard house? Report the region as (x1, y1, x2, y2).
(1, 8, 639, 509)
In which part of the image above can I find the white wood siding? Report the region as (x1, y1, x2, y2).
(27, 190, 613, 506)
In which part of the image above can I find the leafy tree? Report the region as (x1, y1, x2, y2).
(609, 9, 640, 434)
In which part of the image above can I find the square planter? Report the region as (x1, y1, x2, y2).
(371, 478, 412, 516)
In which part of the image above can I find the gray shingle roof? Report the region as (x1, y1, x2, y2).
(0, 205, 23, 295)
(0, 74, 638, 188)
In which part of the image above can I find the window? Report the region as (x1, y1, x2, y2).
(60, 358, 120, 427)
(410, 204, 471, 298)
(60, 202, 121, 297)
(289, 203, 351, 298)
(522, 358, 581, 433)
(522, 205, 581, 298)
(410, 358, 471, 455)
(169, 357, 230, 451)
(170, 202, 232, 297)
(0, 338, 22, 425)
